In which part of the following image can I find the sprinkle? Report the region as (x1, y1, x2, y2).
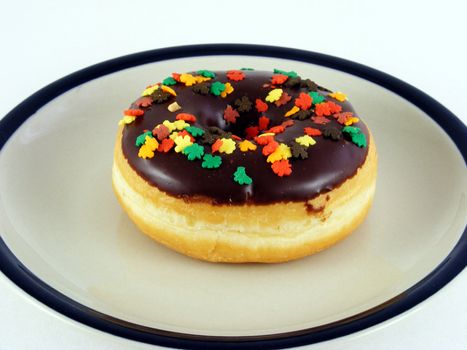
(281, 119, 295, 128)
(168, 102, 182, 112)
(275, 92, 292, 107)
(179, 73, 197, 86)
(211, 139, 223, 153)
(226, 70, 245, 81)
(312, 116, 331, 124)
(271, 159, 292, 176)
(266, 143, 291, 163)
(240, 67, 254, 70)
(162, 120, 176, 132)
(194, 75, 211, 83)
(202, 154, 222, 169)
(144, 136, 159, 151)
(185, 126, 205, 137)
(234, 96, 253, 112)
(192, 83, 211, 95)
(255, 134, 274, 145)
(233, 166, 252, 185)
(315, 103, 332, 116)
(118, 115, 136, 125)
(266, 150, 282, 163)
(262, 141, 279, 156)
(210, 81, 226, 96)
(301, 79, 318, 91)
(220, 82, 234, 98)
(161, 85, 177, 96)
(285, 76, 302, 88)
(265, 88, 283, 103)
(245, 126, 259, 139)
(342, 126, 367, 147)
(224, 105, 240, 123)
(329, 91, 347, 102)
(294, 110, 311, 120)
(172, 73, 181, 81)
(334, 112, 354, 125)
(309, 91, 325, 105)
(267, 125, 285, 134)
(152, 124, 170, 141)
(173, 120, 189, 130)
(197, 70, 216, 78)
(174, 135, 193, 153)
(239, 140, 257, 152)
(304, 127, 322, 136)
(273, 69, 298, 78)
(138, 144, 155, 159)
(176, 113, 197, 123)
(285, 105, 300, 117)
(158, 138, 175, 153)
(290, 142, 308, 159)
(218, 138, 236, 154)
(123, 109, 144, 116)
(258, 116, 270, 131)
(183, 143, 205, 160)
(255, 99, 268, 113)
(136, 131, 153, 147)
(134, 96, 153, 108)
(295, 92, 312, 110)
(295, 135, 316, 147)
(322, 125, 343, 141)
(271, 74, 288, 85)
(141, 84, 159, 96)
(162, 77, 177, 86)
(328, 101, 342, 114)
(151, 89, 171, 103)
(345, 117, 360, 126)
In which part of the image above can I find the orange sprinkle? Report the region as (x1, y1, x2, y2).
(271, 159, 292, 177)
(262, 141, 279, 156)
(211, 139, 223, 153)
(157, 138, 174, 153)
(304, 127, 322, 136)
(176, 113, 197, 123)
(271, 74, 288, 85)
(267, 125, 285, 134)
(258, 116, 270, 131)
(255, 135, 274, 145)
(255, 99, 268, 113)
(123, 109, 144, 116)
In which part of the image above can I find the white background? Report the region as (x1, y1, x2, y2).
(0, 1, 466, 349)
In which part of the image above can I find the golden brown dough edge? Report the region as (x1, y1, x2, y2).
(112, 126, 377, 263)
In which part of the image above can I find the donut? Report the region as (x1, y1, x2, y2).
(112, 69, 377, 263)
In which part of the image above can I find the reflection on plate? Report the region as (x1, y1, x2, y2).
(0, 45, 466, 349)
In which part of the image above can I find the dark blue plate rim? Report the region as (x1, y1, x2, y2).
(0, 44, 465, 350)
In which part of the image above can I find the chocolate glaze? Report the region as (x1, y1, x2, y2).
(121, 71, 369, 204)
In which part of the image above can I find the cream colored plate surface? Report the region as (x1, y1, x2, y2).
(0, 56, 465, 337)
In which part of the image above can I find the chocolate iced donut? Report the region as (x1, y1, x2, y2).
(112, 69, 377, 262)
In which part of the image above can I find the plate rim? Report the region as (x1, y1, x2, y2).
(0, 44, 466, 349)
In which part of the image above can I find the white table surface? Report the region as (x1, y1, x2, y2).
(0, 1, 465, 349)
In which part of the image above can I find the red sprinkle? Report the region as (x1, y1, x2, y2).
(294, 93, 312, 110)
(255, 99, 269, 113)
(262, 141, 279, 156)
(315, 102, 332, 116)
(123, 109, 144, 116)
(231, 135, 242, 141)
(134, 97, 153, 108)
(255, 135, 274, 145)
(172, 72, 181, 81)
(281, 119, 295, 128)
(245, 126, 259, 140)
(211, 139, 223, 153)
(304, 127, 322, 136)
(258, 116, 270, 131)
(157, 138, 174, 153)
(328, 101, 342, 114)
(226, 70, 245, 81)
(267, 125, 285, 134)
(152, 124, 170, 141)
(177, 130, 195, 142)
(176, 113, 197, 123)
(312, 116, 331, 124)
(271, 159, 292, 177)
(271, 74, 288, 85)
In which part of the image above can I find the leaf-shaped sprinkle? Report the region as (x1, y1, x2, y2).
(234, 96, 252, 113)
(185, 126, 205, 137)
(136, 131, 153, 147)
(197, 70, 216, 78)
(233, 166, 252, 185)
(202, 154, 222, 169)
(290, 142, 308, 159)
(309, 91, 325, 104)
(210, 81, 226, 96)
(271, 159, 292, 177)
(183, 143, 205, 160)
(224, 105, 240, 123)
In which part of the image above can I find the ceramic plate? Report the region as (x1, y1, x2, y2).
(0, 45, 466, 349)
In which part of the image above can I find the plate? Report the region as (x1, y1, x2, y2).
(0, 44, 466, 349)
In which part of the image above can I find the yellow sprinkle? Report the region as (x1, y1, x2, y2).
(161, 85, 177, 96)
(174, 135, 193, 153)
(168, 101, 182, 112)
(284, 105, 300, 117)
(295, 135, 316, 147)
(173, 120, 189, 130)
(344, 117, 360, 126)
(138, 144, 155, 159)
(141, 84, 159, 96)
(144, 136, 159, 151)
(163, 120, 176, 132)
(265, 88, 283, 103)
(169, 131, 179, 140)
(220, 82, 234, 98)
(257, 132, 275, 138)
(194, 75, 211, 83)
(329, 91, 347, 102)
(118, 115, 136, 125)
(266, 150, 283, 163)
(218, 138, 236, 154)
(277, 143, 292, 159)
(179, 73, 197, 86)
(238, 140, 257, 152)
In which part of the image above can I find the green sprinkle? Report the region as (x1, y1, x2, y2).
(342, 126, 367, 147)
(197, 70, 216, 78)
(202, 154, 222, 169)
(162, 77, 177, 86)
(240, 67, 254, 70)
(233, 166, 252, 185)
(273, 68, 298, 78)
(210, 81, 226, 96)
(309, 91, 325, 104)
(185, 126, 205, 137)
(135, 131, 153, 147)
(182, 143, 205, 161)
